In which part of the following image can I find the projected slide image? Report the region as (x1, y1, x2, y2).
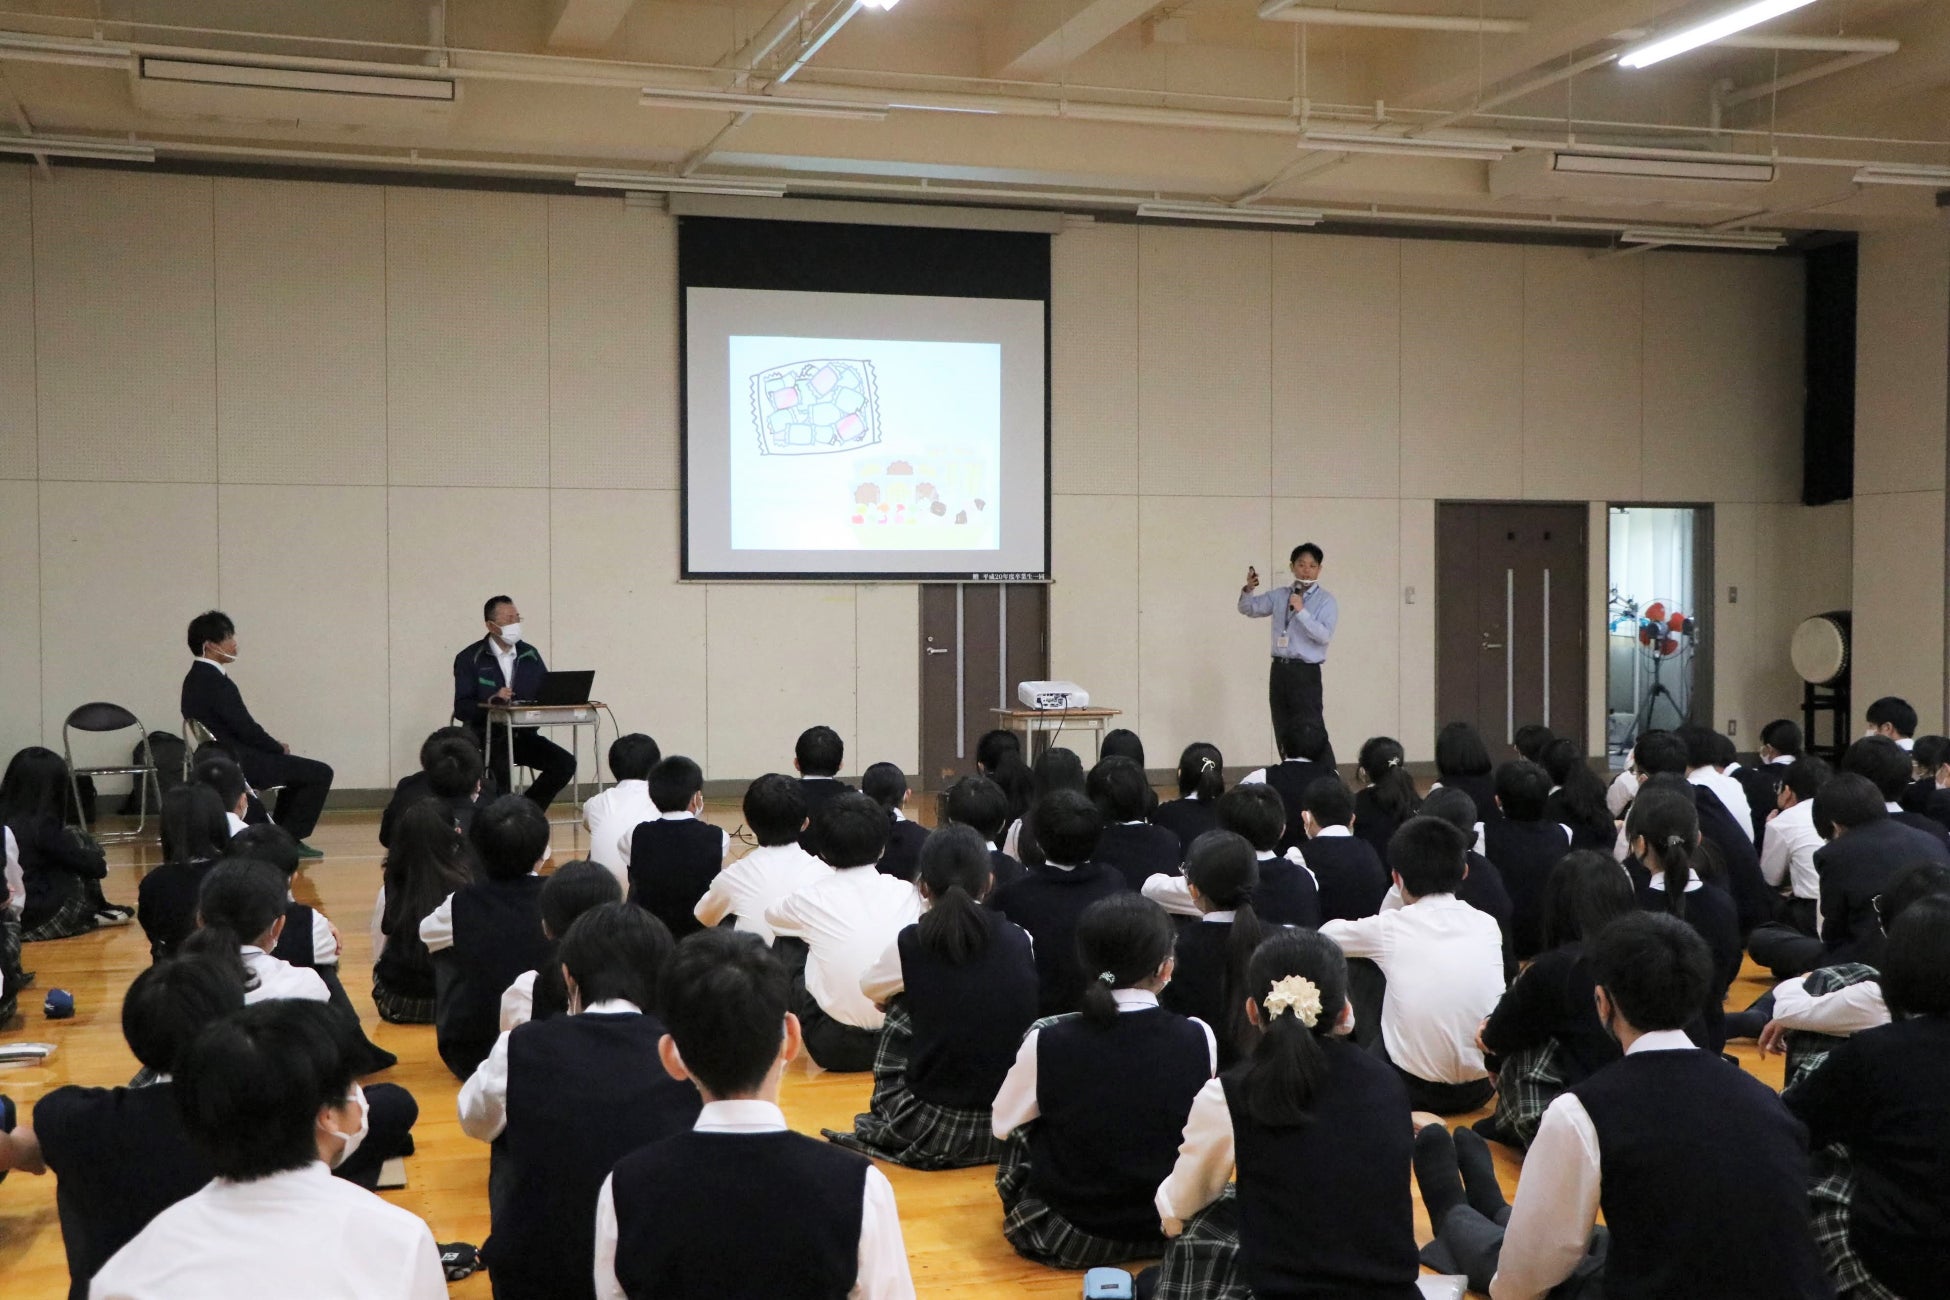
(752, 359, 880, 455)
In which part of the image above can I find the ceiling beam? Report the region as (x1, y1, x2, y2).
(1747, 3, 1950, 131)
(542, 0, 636, 51)
(986, 0, 1161, 80)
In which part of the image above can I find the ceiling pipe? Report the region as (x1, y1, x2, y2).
(1257, 4, 1527, 33)
(771, 0, 863, 87)
(1721, 50, 1892, 109)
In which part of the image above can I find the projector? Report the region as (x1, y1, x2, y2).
(1018, 680, 1090, 710)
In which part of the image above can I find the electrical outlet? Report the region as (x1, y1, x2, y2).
(1404, 586, 1416, 605)
(1728, 585, 1739, 604)
(1728, 719, 1737, 737)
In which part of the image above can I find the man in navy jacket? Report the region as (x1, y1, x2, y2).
(453, 595, 576, 810)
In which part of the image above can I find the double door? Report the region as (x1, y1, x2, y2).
(917, 584, 1048, 790)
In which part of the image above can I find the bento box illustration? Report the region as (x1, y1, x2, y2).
(752, 359, 880, 456)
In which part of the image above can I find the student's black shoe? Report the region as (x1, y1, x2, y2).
(438, 1243, 480, 1281)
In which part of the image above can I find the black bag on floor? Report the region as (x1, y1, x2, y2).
(117, 731, 186, 816)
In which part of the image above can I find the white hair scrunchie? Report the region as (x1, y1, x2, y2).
(1261, 974, 1324, 1028)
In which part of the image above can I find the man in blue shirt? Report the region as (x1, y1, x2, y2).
(1238, 542, 1340, 759)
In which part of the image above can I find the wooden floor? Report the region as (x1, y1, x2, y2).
(0, 804, 1785, 1299)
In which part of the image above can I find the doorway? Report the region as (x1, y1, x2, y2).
(919, 584, 1048, 791)
(1435, 503, 1589, 752)
(1606, 505, 1713, 763)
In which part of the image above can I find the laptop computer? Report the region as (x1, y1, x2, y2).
(514, 670, 594, 707)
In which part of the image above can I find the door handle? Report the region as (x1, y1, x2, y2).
(926, 646, 950, 656)
(1481, 639, 1503, 650)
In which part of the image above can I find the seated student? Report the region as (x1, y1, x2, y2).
(993, 893, 1215, 1268)
(1088, 756, 1182, 891)
(1488, 913, 1827, 1300)
(1844, 733, 1950, 848)
(1677, 724, 1755, 844)
(763, 792, 921, 1072)
(1475, 851, 1634, 1150)
(379, 726, 497, 851)
(190, 754, 252, 839)
(936, 773, 1026, 891)
(1352, 736, 1420, 863)
(826, 825, 1039, 1169)
(1631, 731, 1771, 935)
(990, 789, 1127, 1017)
(1, 824, 21, 1020)
(137, 783, 234, 961)
(1903, 734, 1949, 819)
(1417, 787, 1517, 972)
(977, 728, 1034, 832)
(495, 861, 621, 1032)
(1153, 930, 1422, 1300)
(1621, 779, 1741, 1052)
(794, 725, 855, 858)
(2, 746, 126, 939)
(1784, 895, 1950, 1300)
(1320, 817, 1505, 1114)
(594, 929, 916, 1300)
(1431, 722, 1498, 825)
(1484, 760, 1574, 962)
(1296, 779, 1388, 923)
(424, 795, 553, 1079)
(1864, 695, 1917, 751)
(1100, 729, 1157, 817)
(371, 800, 477, 1024)
(1142, 786, 1320, 927)
(1414, 1119, 1604, 1300)
(693, 775, 828, 943)
(1159, 831, 1268, 1069)
(581, 733, 661, 891)
(1240, 721, 1338, 854)
(183, 859, 330, 1005)
(862, 762, 929, 882)
(1540, 740, 1615, 854)
(1006, 747, 1088, 864)
(1511, 722, 1555, 763)
(6, 957, 240, 1300)
(460, 903, 700, 1300)
(625, 756, 728, 940)
(1753, 756, 1833, 939)
(88, 1000, 448, 1300)
(1151, 742, 1226, 853)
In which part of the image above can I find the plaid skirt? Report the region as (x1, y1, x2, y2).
(1152, 1186, 1251, 1300)
(1485, 1040, 1569, 1151)
(20, 877, 99, 943)
(995, 1129, 1166, 1270)
(370, 976, 437, 1025)
(1810, 1147, 1901, 1300)
(0, 910, 20, 1021)
(1784, 963, 1881, 1091)
(820, 1001, 1003, 1170)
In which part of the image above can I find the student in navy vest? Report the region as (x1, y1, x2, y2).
(625, 756, 728, 941)
(372, 799, 478, 1024)
(1005, 747, 1088, 864)
(1431, 723, 1497, 824)
(1352, 737, 1421, 864)
(458, 903, 701, 1300)
(793, 725, 855, 859)
(989, 789, 1127, 1016)
(936, 775, 1026, 893)
(493, 861, 621, 1032)
(379, 727, 499, 851)
(1151, 743, 1226, 854)
(1540, 739, 1617, 853)
(992, 893, 1216, 1269)
(593, 929, 917, 1300)
(1237, 543, 1338, 764)
(137, 783, 233, 963)
(1489, 913, 1828, 1300)
(1152, 929, 1422, 1300)
(1160, 831, 1270, 1069)
(1483, 760, 1574, 963)
(179, 611, 334, 855)
(862, 762, 930, 882)
(1621, 779, 1741, 1052)
(1631, 731, 1772, 936)
(1239, 721, 1339, 855)
(1843, 734, 1950, 851)
(1099, 729, 1157, 816)
(1088, 757, 1183, 891)
(1296, 780, 1388, 923)
(424, 795, 552, 1079)
(1141, 785, 1321, 930)
(825, 825, 1039, 1169)
(452, 596, 577, 812)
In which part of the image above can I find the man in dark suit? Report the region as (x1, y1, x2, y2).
(180, 611, 333, 856)
(452, 595, 576, 811)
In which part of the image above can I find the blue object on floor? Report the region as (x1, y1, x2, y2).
(1083, 1267, 1134, 1299)
(44, 988, 74, 1019)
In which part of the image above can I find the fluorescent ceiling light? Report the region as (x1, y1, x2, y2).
(1303, 129, 1515, 162)
(639, 87, 888, 121)
(576, 170, 788, 198)
(1553, 151, 1775, 182)
(0, 31, 131, 69)
(1619, 0, 1819, 69)
(0, 134, 154, 162)
(140, 57, 455, 101)
(1852, 164, 1950, 188)
(1136, 201, 1324, 227)
(859, 0, 902, 9)
(1619, 226, 1787, 250)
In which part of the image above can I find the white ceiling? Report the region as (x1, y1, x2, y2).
(2, 0, 1949, 239)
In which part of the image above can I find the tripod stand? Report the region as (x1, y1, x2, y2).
(1627, 647, 1688, 744)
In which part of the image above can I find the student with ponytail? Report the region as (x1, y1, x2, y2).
(1152, 742, 1227, 853)
(992, 893, 1216, 1269)
(1625, 778, 1740, 1051)
(1352, 736, 1421, 862)
(1151, 930, 1422, 1300)
(824, 825, 1039, 1169)
(1160, 831, 1269, 1067)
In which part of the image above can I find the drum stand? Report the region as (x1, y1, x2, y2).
(1802, 679, 1851, 762)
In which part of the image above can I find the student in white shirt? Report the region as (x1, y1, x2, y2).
(764, 793, 921, 1071)
(1678, 725, 1754, 843)
(593, 928, 915, 1300)
(1, 824, 22, 1018)
(693, 774, 828, 943)
(1758, 757, 1833, 934)
(580, 733, 660, 892)
(1319, 816, 1505, 1114)
(181, 859, 330, 1006)
(495, 860, 623, 1031)
(89, 998, 448, 1300)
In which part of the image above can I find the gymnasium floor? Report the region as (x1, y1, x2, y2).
(0, 803, 1785, 1299)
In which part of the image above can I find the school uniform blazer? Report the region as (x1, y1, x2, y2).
(180, 660, 280, 758)
(1815, 819, 1950, 963)
(452, 638, 547, 729)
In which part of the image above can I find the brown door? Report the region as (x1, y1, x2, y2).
(919, 584, 1049, 791)
(1436, 503, 1588, 751)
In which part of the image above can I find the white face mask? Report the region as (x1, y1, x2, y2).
(495, 621, 522, 646)
(321, 1083, 370, 1169)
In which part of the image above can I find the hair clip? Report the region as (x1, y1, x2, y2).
(1098, 970, 1116, 984)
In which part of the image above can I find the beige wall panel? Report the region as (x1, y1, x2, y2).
(853, 584, 921, 775)
(1049, 493, 1141, 739)
(1749, 501, 1852, 733)
(215, 179, 386, 486)
(218, 486, 390, 787)
(549, 199, 680, 491)
(1709, 503, 1759, 741)
(34, 171, 215, 482)
(1399, 240, 1524, 500)
(1398, 499, 1437, 761)
(1854, 228, 1950, 498)
(549, 488, 707, 779)
(386, 188, 549, 488)
(0, 168, 33, 479)
(1272, 497, 1400, 757)
(1523, 248, 1643, 501)
(1138, 495, 1272, 771)
(39, 482, 217, 753)
(1051, 224, 1140, 495)
(1137, 226, 1272, 496)
(387, 487, 552, 780)
(1272, 234, 1400, 499)
(0, 482, 40, 753)
(1643, 253, 1804, 503)
(1586, 502, 1609, 755)
(706, 585, 858, 780)
(1852, 491, 1947, 731)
